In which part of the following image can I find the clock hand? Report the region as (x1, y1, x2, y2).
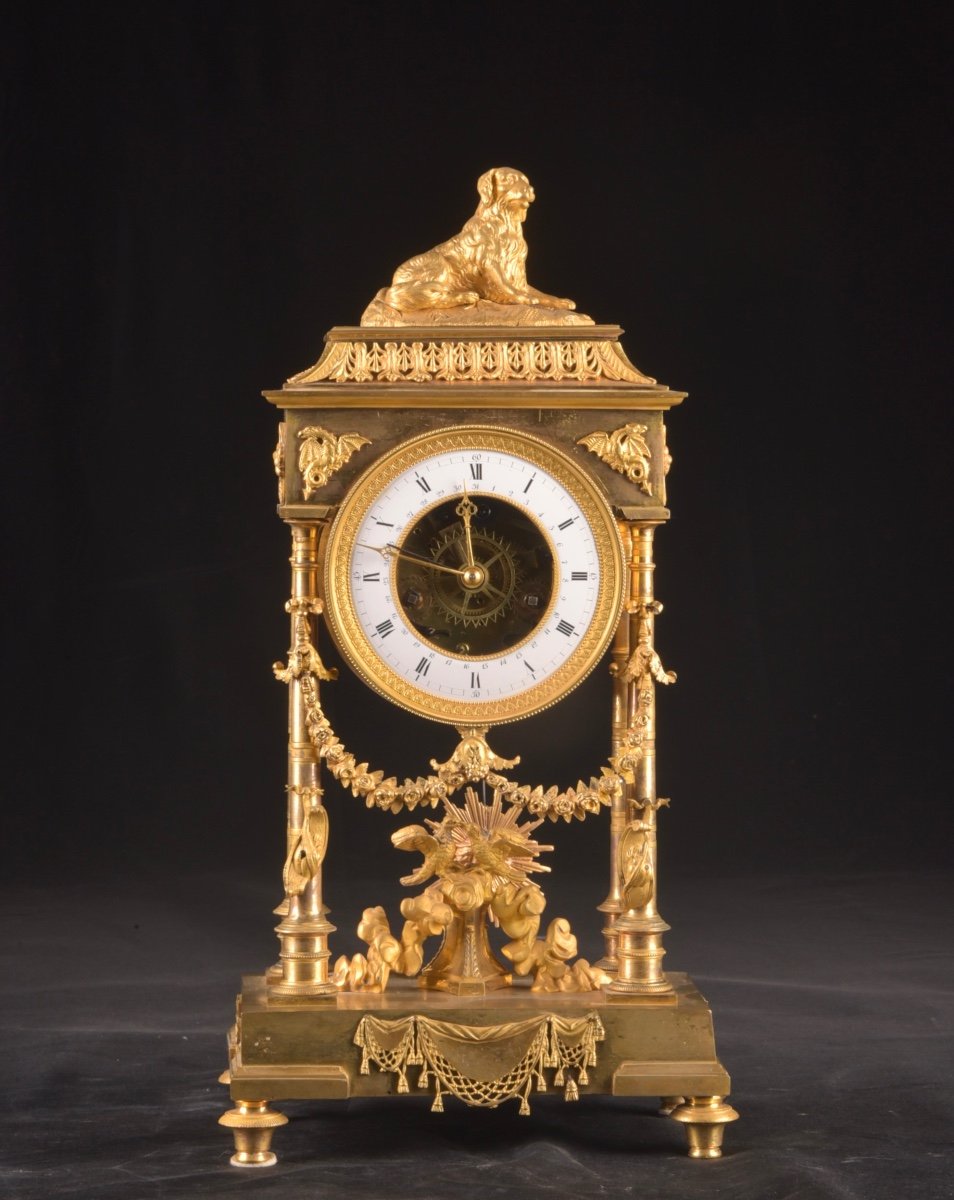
(455, 490, 478, 568)
(385, 544, 472, 577)
(357, 541, 470, 578)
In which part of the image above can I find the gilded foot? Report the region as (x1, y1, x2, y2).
(658, 1094, 683, 1116)
(219, 1099, 288, 1168)
(670, 1095, 739, 1159)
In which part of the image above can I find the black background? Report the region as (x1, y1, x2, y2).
(4, 1, 951, 889)
(3, 4, 952, 1197)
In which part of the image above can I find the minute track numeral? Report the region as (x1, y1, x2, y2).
(334, 430, 621, 729)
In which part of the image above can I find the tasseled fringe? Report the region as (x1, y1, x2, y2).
(352, 1013, 605, 1120)
(546, 1024, 561, 1068)
(407, 1028, 423, 1066)
(354, 1020, 371, 1075)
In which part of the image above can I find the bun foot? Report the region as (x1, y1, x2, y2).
(219, 1099, 288, 1167)
(670, 1095, 739, 1159)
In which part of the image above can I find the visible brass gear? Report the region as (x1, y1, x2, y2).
(429, 527, 521, 627)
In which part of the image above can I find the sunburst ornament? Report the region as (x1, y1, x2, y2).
(392, 787, 552, 895)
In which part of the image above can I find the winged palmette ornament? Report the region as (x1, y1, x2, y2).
(297, 427, 371, 499)
(578, 422, 653, 495)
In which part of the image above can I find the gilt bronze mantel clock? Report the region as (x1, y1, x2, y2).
(218, 168, 738, 1165)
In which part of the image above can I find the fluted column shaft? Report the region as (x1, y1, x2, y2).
(608, 522, 674, 997)
(269, 521, 337, 999)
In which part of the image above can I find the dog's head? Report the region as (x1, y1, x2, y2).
(476, 167, 535, 223)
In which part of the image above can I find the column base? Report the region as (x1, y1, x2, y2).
(607, 912, 673, 996)
(270, 912, 336, 999)
(267, 979, 338, 1000)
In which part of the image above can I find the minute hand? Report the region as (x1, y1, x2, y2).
(381, 543, 469, 577)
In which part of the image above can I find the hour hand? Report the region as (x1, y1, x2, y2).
(455, 491, 478, 568)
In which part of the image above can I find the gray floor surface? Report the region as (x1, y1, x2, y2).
(2, 871, 951, 1199)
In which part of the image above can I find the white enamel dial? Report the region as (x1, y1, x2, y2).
(322, 427, 624, 725)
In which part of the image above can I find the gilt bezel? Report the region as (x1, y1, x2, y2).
(322, 425, 625, 725)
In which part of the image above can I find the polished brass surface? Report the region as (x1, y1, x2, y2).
(361, 168, 591, 328)
(223, 172, 736, 1166)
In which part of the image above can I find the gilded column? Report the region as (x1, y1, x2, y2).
(608, 522, 675, 997)
(269, 521, 337, 999)
(596, 521, 633, 973)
